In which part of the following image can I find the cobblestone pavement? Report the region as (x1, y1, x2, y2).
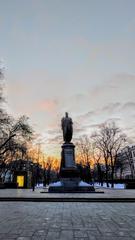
(0, 202, 135, 240)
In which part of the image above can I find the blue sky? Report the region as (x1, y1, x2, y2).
(1, 0, 135, 156)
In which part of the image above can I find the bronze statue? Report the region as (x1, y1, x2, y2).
(61, 112, 73, 143)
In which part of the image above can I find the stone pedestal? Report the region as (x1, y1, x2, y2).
(60, 143, 80, 183)
(49, 142, 95, 193)
(61, 143, 75, 168)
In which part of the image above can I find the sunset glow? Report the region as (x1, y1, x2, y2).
(1, 1, 135, 157)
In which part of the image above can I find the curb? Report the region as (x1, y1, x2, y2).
(0, 197, 135, 202)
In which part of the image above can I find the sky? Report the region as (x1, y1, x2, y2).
(0, 0, 135, 156)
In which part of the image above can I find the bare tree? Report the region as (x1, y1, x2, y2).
(0, 115, 33, 162)
(115, 152, 128, 179)
(0, 67, 12, 156)
(76, 135, 92, 166)
(92, 127, 110, 187)
(92, 122, 126, 187)
(92, 143, 101, 165)
(0, 69, 33, 162)
(0, 66, 4, 103)
(91, 143, 103, 185)
(107, 123, 126, 187)
(122, 147, 135, 179)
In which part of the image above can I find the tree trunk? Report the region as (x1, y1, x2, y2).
(120, 168, 122, 180)
(111, 165, 114, 188)
(130, 163, 134, 179)
(110, 155, 114, 188)
(105, 161, 109, 187)
(0, 134, 16, 150)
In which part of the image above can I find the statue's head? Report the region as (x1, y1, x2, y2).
(65, 112, 68, 117)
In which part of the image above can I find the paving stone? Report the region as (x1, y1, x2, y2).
(60, 230, 74, 240)
(129, 231, 135, 238)
(46, 231, 60, 240)
(87, 236, 97, 240)
(17, 237, 31, 240)
(74, 230, 88, 238)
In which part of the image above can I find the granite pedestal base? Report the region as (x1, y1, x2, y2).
(49, 169, 95, 192)
(49, 181, 95, 193)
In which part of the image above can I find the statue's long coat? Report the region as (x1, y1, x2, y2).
(61, 117, 73, 143)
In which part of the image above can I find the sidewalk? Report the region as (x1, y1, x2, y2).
(0, 201, 135, 240)
(0, 187, 135, 202)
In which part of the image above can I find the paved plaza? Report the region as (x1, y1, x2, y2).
(0, 201, 135, 240)
(0, 188, 135, 200)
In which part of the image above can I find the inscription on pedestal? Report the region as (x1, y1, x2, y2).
(64, 148, 75, 168)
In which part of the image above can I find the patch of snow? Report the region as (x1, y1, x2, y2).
(113, 184, 125, 189)
(36, 183, 43, 188)
(94, 183, 125, 189)
(79, 181, 91, 187)
(49, 181, 63, 187)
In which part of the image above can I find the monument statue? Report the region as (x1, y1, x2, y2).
(48, 112, 95, 192)
(61, 112, 73, 143)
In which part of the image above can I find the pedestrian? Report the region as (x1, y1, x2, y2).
(32, 169, 35, 191)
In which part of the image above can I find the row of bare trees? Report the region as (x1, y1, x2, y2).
(76, 122, 133, 187)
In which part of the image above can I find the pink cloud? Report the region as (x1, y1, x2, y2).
(38, 99, 58, 112)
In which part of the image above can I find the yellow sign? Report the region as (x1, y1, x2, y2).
(17, 176, 24, 187)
